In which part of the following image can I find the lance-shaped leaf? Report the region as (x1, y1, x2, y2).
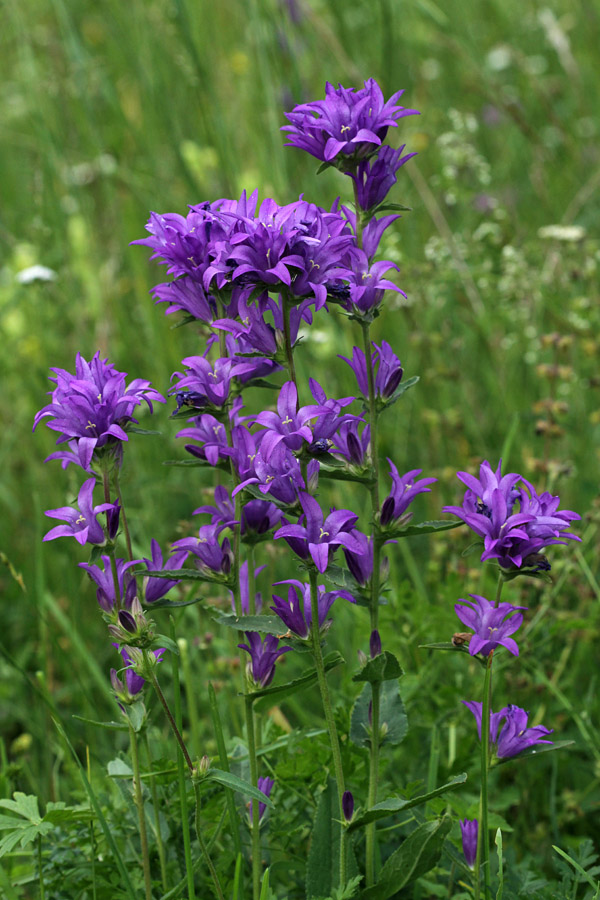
(359, 816, 452, 899)
(248, 651, 345, 711)
(306, 779, 340, 899)
(385, 519, 464, 539)
(348, 773, 467, 832)
(494, 739, 574, 765)
(205, 769, 274, 808)
(211, 611, 290, 637)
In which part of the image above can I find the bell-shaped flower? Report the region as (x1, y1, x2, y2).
(270, 579, 355, 638)
(462, 701, 553, 759)
(459, 820, 478, 869)
(238, 632, 291, 688)
(34, 352, 165, 471)
(380, 462, 436, 527)
(455, 594, 526, 657)
(172, 524, 233, 577)
(339, 341, 403, 401)
(351, 144, 418, 211)
(274, 492, 363, 573)
(281, 79, 419, 167)
(142, 539, 189, 604)
(254, 381, 327, 457)
(80, 555, 140, 612)
(43, 478, 116, 546)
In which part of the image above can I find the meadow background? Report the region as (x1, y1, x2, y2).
(1, 0, 600, 896)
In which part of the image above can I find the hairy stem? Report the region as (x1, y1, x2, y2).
(309, 567, 347, 887)
(475, 652, 494, 900)
(143, 732, 168, 893)
(245, 696, 262, 900)
(113, 469, 134, 562)
(128, 720, 153, 900)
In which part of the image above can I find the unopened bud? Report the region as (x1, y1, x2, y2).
(369, 629, 382, 658)
(342, 790, 354, 822)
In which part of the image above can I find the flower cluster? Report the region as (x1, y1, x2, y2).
(443, 459, 580, 571)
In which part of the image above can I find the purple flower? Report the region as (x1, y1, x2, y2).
(380, 462, 436, 527)
(254, 381, 327, 458)
(142, 539, 189, 604)
(274, 492, 362, 572)
(79, 556, 139, 611)
(194, 485, 236, 526)
(333, 251, 404, 315)
(172, 524, 233, 577)
(254, 776, 274, 822)
(238, 632, 291, 688)
(331, 420, 370, 466)
(343, 530, 374, 586)
(33, 353, 165, 471)
(282, 79, 419, 167)
(152, 277, 217, 322)
(455, 594, 526, 657)
(443, 460, 581, 569)
(170, 356, 237, 410)
(232, 561, 266, 614)
(308, 379, 358, 445)
(176, 401, 242, 465)
(460, 819, 478, 868)
(462, 701, 553, 759)
(339, 341, 403, 401)
(110, 645, 165, 703)
(270, 580, 355, 638)
(235, 441, 305, 506)
(351, 144, 418, 211)
(43, 478, 116, 546)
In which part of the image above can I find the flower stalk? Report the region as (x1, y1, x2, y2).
(309, 567, 347, 887)
(127, 719, 153, 900)
(245, 696, 262, 900)
(476, 652, 494, 900)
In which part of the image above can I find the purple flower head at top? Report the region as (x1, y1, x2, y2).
(339, 341, 403, 402)
(380, 462, 436, 527)
(270, 579, 355, 638)
(351, 144, 418, 211)
(253, 381, 328, 459)
(282, 79, 419, 168)
(43, 478, 116, 546)
(455, 594, 526, 657)
(274, 492, 363, 572)
(460, 820, 478, 869)
(443, 459, 581, 570)
(171, 524, 233, 578)
(238, 632, 291, 688)
(33, 353, 165, 471)
(462, 701, 553, 759)
(79, 556, 139, 612)
(142, 539, 189, 604)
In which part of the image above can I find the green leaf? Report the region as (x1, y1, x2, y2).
(127, 426, 162, 435)
(348, 774, 467, 832)
(306, 779, 341, 899)
(494, 740, 575, 765)
(386, 519, 464, 538)
(125, 699, 146, 733)
(418, 641, 473, 656)
(211, 610, 289, 636)
(373, 202, 412, 213)
(352, 651, 403, 685)
(139, 568, 227, 585)
(72, 715, 128, 730)
(150, 633, 180, 655)
(251, 651, 345, 711)
(205, 769, 273, 807)
(107, 758, 133, 778)
(359, 816, 452, 899)
(144, 595, 205, 609)
(350, 681, 407, 749)
(384, 375, 419, 407)
(0, 793, 42, 824)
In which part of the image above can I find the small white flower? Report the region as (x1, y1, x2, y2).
(16, 265, 57, 284)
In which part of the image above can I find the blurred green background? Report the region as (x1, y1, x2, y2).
(1, 0, 600, 887)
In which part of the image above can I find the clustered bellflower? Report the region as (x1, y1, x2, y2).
(455, 594, 526, 657)
(463, 701, 553, 759)
(443, 459, 580, 570)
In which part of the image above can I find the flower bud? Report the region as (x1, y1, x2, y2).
(369, 629, 382, 658)
(342, 790, 354, 822)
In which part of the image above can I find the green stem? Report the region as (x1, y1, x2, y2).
(365, 681, 381, 886)
(245, 696, 262, 900)
(180, 638, 201, 759)
(114, 470, 134, 562)
(475, 653, 494, 900)
(101, 467, 122, 606)
(494, 574, 504, 608)
(37, 835, 46, 900)
(282, 290, 298, 391)
(308, 568, 347, 887)
(247, 546, 257, 617)
(208, 682, 243, 859)
(168, 631, 196, 900)
(145, 655, 194, 773)
(193, 782, 226, 900)
(143, 732, 169, 893)
(128, 720, 153, 900)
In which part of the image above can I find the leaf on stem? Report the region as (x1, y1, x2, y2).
(347, 774, 467, 832)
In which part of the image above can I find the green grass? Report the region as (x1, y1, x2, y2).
(1, 0, 600, 896)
